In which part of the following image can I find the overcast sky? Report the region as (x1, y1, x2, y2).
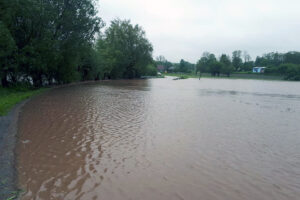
(97, 0, 300, 63)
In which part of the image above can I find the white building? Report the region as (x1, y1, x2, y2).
(253, 67, 266, 73)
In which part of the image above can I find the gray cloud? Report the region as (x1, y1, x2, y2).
(98, 0, 300, 63)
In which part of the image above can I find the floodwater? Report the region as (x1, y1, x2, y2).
(17, 77, 300, 200)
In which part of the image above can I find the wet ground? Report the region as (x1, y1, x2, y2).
(0, 101, 27, 199)
(17, 77, 300, 200)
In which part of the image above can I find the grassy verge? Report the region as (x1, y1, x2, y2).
(141, 75, 165, 79)
(164, 72, 284, 80)
(172, 74, 189, 79)
(0, 87, 48, 116)
(4, 189, 23, 200)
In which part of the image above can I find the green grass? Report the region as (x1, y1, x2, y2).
(4, 189, 25, 200)
(0, 87, 47, 116)
(165, 73, 200, 79)
(179, 75, 189, 79)
(141, 75, 165, 79)
(164, 72, 284, 80)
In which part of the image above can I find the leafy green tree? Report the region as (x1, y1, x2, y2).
(196, 57, 207, 75)
(209, 62, 222, 76)
(155, 55, 173, 72)
(255, 52, 284, 67)
(220, 54, 234, 77)
(232, 50, 243, 71)
(97, 19, 153, 79)
(196, 52, 216, 75)
(243, 51, 251, 63)
(220, 54, 231, 66)
(0, 22, 16, 86)
(178, 59, 195, 73)
(282, 64, 300, 80)
(284, 52, 300, 64)
(178, 59, 188, 72)
(0, 0, 103, 87)
(156, 55, 167, 63)
(145, 64, 158, 76)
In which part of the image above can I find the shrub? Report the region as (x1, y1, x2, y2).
(145, 64, 157, 76)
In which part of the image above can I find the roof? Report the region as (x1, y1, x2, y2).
(157, 65, 165, 70)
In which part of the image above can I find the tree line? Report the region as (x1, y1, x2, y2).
(256, 52, 300, 80)
(156, 50, 300, 80)
(0, 0, 155, 87)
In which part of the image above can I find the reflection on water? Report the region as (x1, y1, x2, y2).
(17, 78, 300, 200)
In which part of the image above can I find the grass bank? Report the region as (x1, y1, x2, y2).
(0, 87, 47, 116)
(164, 72, 284, 81)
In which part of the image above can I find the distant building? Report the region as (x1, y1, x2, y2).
(167, 66, 175, 72)
(253, 67, 266, 73)
(157, 65, 165, 72)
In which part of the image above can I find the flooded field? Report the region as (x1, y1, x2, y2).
(17, 77, 300, 200)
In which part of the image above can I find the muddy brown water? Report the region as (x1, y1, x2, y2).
(17, 77, 300, 200)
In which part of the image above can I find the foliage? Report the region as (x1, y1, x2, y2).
(232, 50, 243, 71)
(220, 54, 234, 76)
(193, 50, 300, 80)
(196, 53, 233, 77)
(241, 61, 255, 72)
(209, 61, 223, 76)
(0, 21, 16, 87)
(0, 0, 103, 87)
(154, 55, 173, 72)
(179, 75, 189, 79)
(144, 64, 158, 76)
(176, 59, 194, 73)
(285, 52, 300, 64)
(1, 0, 299, 83)
(196, 52, 216, 74)
(96, 19, 153, 79)
(0, 86, 47, 116)
(264, 63, 300, 80)
(255, 52, 284, 67)
(284, 64, 300, 80)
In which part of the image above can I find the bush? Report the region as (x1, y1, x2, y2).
(264, 63, 300, 80)
(145, 64, 157, 76)
(284, 64, 300, 80)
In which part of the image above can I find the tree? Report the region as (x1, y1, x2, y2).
(220, 54, 234, 77)
(176, 59, 194, 73)
(97, 19, 153, 79)
(232, 50, 243, 71)
(196, 57, 207, 75)
(0, 0, 103, 87)
(145, 64, 157, 76)
(209, 61, 222, 76)
(284, 52, 300, 64)
(196, 52, 216, 75)
(242, 61, 254, 72)
(278, 63, 300, 80)
(243, 51, 251, 63)
(0, 22, 16, 86)
(255, 52, 284, 68)
(155, 55, 173, 72)
(178, 59, 188, 73)
(156, 55, 166, 63)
